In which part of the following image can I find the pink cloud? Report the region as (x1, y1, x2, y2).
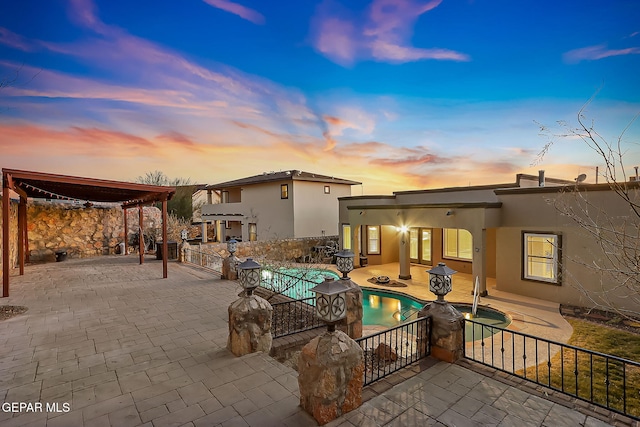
(564, 44, 640, 63)
(310, 0, 470, 66)
(202, 0, 265, 25)
(0, 27, 37, 51)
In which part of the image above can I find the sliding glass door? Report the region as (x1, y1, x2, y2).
(410, 228, 432, 265)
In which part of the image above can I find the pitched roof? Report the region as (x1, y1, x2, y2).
(206, 170, 361, 190)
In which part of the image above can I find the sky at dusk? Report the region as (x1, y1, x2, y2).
(1, 0, 639, 195)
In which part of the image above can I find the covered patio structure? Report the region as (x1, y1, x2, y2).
(2, 168, 176, 297)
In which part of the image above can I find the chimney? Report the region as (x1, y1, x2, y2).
(538, 170, 545, 187)
(635, 166, 639, 182)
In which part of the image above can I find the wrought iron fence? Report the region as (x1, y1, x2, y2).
(260, 267, 338, 300)
(356, 316, 432, 386)
(271, 297, 324, 338)
(464, 318, 640, 420)
(183, 247, 223, 275)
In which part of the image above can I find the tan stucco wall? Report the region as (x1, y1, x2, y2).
(495, 189, 639, 313)
(293, 181, 352, 238)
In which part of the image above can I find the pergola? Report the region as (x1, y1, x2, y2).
(2, 168, 176, 297)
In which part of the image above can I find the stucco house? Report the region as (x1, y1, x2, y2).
(339, 172, 639, 313)
(201, 170, 361, 242)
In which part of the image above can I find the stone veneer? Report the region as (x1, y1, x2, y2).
(0, 200, 164, 271)
(298, 330, 364, 425)
(193, 236, 339, 261)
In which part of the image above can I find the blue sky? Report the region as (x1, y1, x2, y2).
(1, 0, 638, 194)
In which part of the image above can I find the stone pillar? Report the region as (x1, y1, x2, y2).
(222, 255, 239, 280)
(179, 241, 190, 263)
(298, 330, 364, 425)
(418, 302, 464, 363)
(338, 279, 363, 339)
(227, 294, 273, 356)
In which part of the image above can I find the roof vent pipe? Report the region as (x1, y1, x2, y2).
(538, 170, 545, 187)
(635, 166, 638, 182)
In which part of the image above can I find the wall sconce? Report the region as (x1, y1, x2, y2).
(446, 210, 454, 216)
(180, 229, 188, 242)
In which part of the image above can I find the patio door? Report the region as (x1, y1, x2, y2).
(410, 228, 432, 265)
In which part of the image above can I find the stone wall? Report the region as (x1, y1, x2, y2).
(197, 236, 339, 261)
(0, 200, 164, 268)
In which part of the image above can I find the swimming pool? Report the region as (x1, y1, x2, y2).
(257, 269, 511, 340)
(260, 267, 340, 300)
(362, 288, 511, 341)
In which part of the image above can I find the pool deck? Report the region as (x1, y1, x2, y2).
(344, 262, 574, 344)
(0, 257, 631, 426)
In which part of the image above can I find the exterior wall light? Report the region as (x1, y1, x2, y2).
(180, 229, 188, 241)
(311, 277, 349, 332)
(237, 258, 261, 296)
(335, 250, 355, 279)
(427, 262, 457, 303)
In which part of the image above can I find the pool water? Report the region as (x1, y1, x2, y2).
(260, 267, 340, 300)
(362, 289, 511, 341)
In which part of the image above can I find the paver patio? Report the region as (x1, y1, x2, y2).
(0, 256, 630, 426)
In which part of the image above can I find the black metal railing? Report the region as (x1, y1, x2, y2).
(260, 267, 337, 300)
(271, 297, 324, 338)
(464, 318, 640, 420)
(184, 247, 224, 275)
(356, 316, 432, 387)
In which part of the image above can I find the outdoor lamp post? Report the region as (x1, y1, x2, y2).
(427, 262, 457, 303)
(311, 277, 349, 332)
(237, 258, 261, 296)
(180, 229, 188, 242)
(227, 238, 238, 255)
(335, 250, 355, 279)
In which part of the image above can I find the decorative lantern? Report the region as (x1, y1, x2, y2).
(237, 258, 261, 296)
(427, 262, 457, 303)
(310, 277, 349, 331)
(227, 239, 238, 255)
(335, 250, 355, 279)
(180, 229, 188, 242)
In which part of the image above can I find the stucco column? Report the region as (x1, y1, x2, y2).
(201, 221, 207, 243)
(398, 229, 411, 280)
(352, 226, 362, 267)
(472, 229, 488, 296)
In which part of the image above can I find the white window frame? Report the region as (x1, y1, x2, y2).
(443, 228, 472, 261)
(367, 225, 380, 255)
(523, 232, 560, 284)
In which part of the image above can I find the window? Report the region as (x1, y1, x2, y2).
(221, 191, 229, 203)
(342, 224, 351, 250)
(281, 184, 288, 199)
(249, 223, 257, 242)
(324, 185, 330, 194)
(443, 228, 472, 261)
(524, 233, 560, 283)
(367, 226, 380, 254)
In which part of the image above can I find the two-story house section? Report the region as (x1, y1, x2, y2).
(201, 170, 361, 242)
